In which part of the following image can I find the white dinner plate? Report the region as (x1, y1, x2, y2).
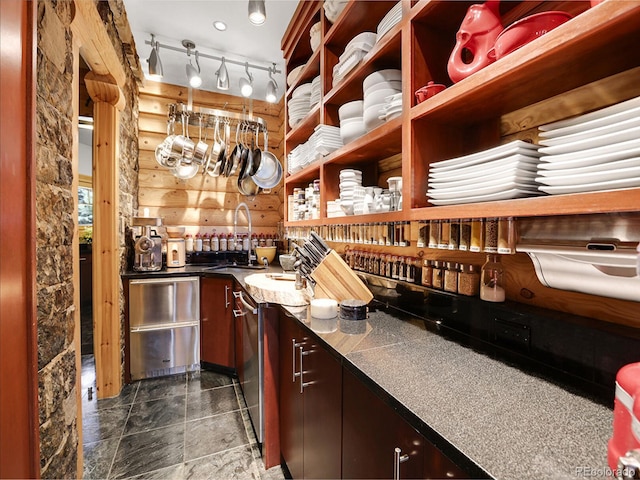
(538, 177, 640, 194)
(537, 157, 640, 176)
(429, 170, 538, 191)
(428, 188, 544, 205)
(429, 154, 539, 181)
(538, 116, 640, 147)
(430, 140, 540, 171)
(539, 103, 640, 139)
(427, 180, 538, 200)
(538, 137, 640, 166)
(538, 125, 640, 156)
(539, 95, 640, 132)
(536, 165, 640, 186)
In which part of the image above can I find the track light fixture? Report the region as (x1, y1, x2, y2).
(239, 63, 254, 97)
(216, 57, 230, 90)
(183, 40, 202, 88)
(266, 64, 278, 103)
(147, 34, 163, 80)
(248, 0, 266, 26)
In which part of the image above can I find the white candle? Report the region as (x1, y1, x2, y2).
(310, 298, 338, 319)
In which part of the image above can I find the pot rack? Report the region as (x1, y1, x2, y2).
(168, 102, 267, 132)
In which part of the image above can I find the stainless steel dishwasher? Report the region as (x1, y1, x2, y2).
(128, 276, 200, 380)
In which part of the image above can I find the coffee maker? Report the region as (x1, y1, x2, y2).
(132, 217, 163, 272)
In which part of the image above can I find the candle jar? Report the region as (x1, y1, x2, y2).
(480, 254, 505, 302)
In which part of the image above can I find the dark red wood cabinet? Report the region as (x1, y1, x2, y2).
(279, 311, 342, 479)
(200, 276, 235, 370)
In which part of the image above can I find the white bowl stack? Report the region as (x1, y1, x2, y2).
(363, 69, 402, 132)
(339, 100, 365, 144)
(333, 32, 377, 86)
(535, 95, 640, 195)
(310, 22, 321, 52)
(339, 169, 363, 215)
(426, 140, 543, 205)
(310, 75, 322, 109)
(324, 0, 348, 23)
(376, 2, 402, 43)
(288, 83, 312, 128)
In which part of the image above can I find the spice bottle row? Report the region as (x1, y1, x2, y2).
(288, 222, 412, 246)
(416, 217, 516, 254)
(345, 249, 483, 297)
(184, 232, 278, 253)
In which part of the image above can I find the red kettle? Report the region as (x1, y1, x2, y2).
(447, 1, 503, 83)
(608, 362, 640, 479)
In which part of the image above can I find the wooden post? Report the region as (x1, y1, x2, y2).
(85, 72, 123, 399)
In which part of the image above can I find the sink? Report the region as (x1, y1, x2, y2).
(244, 273, 310, 306)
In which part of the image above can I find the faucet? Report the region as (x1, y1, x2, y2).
(234, 202, 254, 266)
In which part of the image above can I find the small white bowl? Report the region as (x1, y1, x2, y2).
(363, 69, 402, 91)
(338, 100, 364, 121)
(364, 79, 402, 95)
(364, 88, 401, 108)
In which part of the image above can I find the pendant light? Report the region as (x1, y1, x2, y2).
(183, 40, 202, 88)
(239, 62, 254, 97)
(216, 57, 229, 90)
(147, 34, 163, 80)
(265, 65, 278, 103)
(248, 0, 266, 26)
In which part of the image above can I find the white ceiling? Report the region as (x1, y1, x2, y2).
(123, 0, 299, 101)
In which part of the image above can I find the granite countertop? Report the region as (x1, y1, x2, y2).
(282, 305, 613, 480)
(124, 266, 613, 480)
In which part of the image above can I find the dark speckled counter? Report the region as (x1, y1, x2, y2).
(124, 266, 614, 480)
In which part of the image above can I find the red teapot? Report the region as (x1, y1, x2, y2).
(447, 0, 503, 83)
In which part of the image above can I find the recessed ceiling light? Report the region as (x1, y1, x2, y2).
(213, 20, 227, 31)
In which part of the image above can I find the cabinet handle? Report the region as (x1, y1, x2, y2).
(299, 346, 312, 394)
(394, 447, 410, 480)
(292, 339, 303, 383)
(224, 285, 230, 308)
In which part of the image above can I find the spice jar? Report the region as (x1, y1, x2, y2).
(194, 233, 203, 252)
(458, 264, 480, 296)
(439, 220, 450, 249)
(444, 262, 459, 293)
(449, 220, 460, 250)
(459, 219, 471, 251)
(480, 254, 505, 302)
(428, 220, 440, 249)
(484, 218, 499, 253)
(421, 259, 433, 287)
(202, 233, 211, 252)
(432, 261, 445, 289)
(470, 218, 484, 252)
(185, 234, 194, 253)
(498, 217, 516, 254)
(417, 222, 428, 248)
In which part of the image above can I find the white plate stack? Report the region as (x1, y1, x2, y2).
(324, 0, 348, 23)
(310, 75, 322, 109)
(309, 124, 343, 157)
(339, 169, 363, 215)
(376, 2, 402, 43)
(287, 142, 310, 174)
(327, 200, 346, 218)
(378, 92, 402, 122)
(333, 32, 377, 86)
(288, 83, 312, 128)
(339, 100, 365, 144)
(536, 96, 640, 195)
(310, 22, 321, 52)
(426, 140, 543, 205)
(363, 69, 402, 132)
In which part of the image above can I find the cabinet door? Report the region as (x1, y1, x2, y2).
(301, 338, 342, 479)
(342, 367, 424, 479)
(200, 276, 234, 368)
(424, 442, 471, 479)
(278, 312, 305, 480)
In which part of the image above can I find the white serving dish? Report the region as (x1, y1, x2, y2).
(429, 154, 539, 181)
(428, 188, 544, 205)
(430, 140, 540, 172)
(538, 116, 640, 147)
(538, 125, 640, 156)
(538, 177, 640, 195)
(539, 95, 640, 132)
(363, 69, 402, 90)
(339, 100, 364, 120)
(538, 156, 640, 175)
(536, 165, 640, 186)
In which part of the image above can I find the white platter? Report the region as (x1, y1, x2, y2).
(538, 177, 640, 195)
(428, 188, 544, 205)
(538, 137, 640, 166)
(539, 95, 640, 132)
(539, 103, 640, 139)
(429, 170, 537, 191)
(429, 154, 539, 181)
(430, 140, 540, 172)
(536, 165, 640, 186)
(538, 125, 640, 156)
(538, 116, 640, 147)
(538, 157, 640, 176)
(427, 181, 538, 200)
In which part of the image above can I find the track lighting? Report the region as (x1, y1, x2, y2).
(239, 63, 253, 97)
(216, 57, 229, 90)
(266, 64, 278, 103)
(183, 40, 202, 88)
(147, 34, 163, 80)
(248, 0, 266, 26)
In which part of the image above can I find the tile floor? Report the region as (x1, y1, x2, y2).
(81, 356, 286, 479)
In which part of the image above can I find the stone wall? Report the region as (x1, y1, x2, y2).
(35, 0, 140, 477)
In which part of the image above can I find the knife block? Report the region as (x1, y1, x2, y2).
(311, 250, 373, 304)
